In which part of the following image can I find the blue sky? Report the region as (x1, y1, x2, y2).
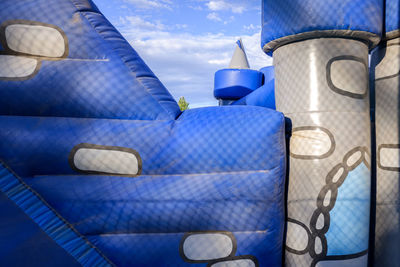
(94, 0, 272, 107)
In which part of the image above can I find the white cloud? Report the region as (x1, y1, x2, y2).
(243, 24, 260, 31)
(207, 13, 235, 25)
(120, 16, 166, 31)
(223, 16, 234, 25)
(116, 16, 272, 107)
(175, 24, 188, 29)
(188, 5, 203, 11)
(123, 0, 172, 10)
(207, 12, 222, 22)
(206, 0, 245, 14)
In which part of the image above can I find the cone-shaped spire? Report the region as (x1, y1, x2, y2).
(228, 39, 250, 69)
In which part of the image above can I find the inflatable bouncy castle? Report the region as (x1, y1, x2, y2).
(0, 0, 399, 266)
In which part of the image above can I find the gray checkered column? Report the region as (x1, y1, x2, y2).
(374, 37, 400, 267)
(274, 38, 371, 266)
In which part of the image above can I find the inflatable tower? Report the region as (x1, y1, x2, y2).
(373, 0, 400, 265)
(262, 0, 383, 266)
(214, 40, 264, 106)
(214, 41, 276, 109)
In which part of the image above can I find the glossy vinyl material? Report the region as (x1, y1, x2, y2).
(0, 0, 288, 266)
(0, 162, 112, 266)
(274, 39, 369, 114)
(274, 38, 371, 266)
(0, 105, 287, 266)
(214, 69, 263, 100)
(233, 80, 275, 109)
(0, 0, 288, 265)
(0, 190, 82, 267)
(385, 0, 400, 39)
(0, 0, 180, 120)
(233, 66, 276, 109)
(372, 37, 400, 266)
(25, 169, 285, 266)
(0, 107, 285, 177)
(261, 0, 383, 55)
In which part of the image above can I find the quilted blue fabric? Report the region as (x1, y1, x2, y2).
(233, 66, 276, 109)
(386, 0, 400, 37)
(26, 170, 285, 235)
(0, 0, 287, 266)
(0, 191, 81, 267)
(233, 81, 275, 109)
(0, 106, 286, 266)
(261, 0, 383, 55)
(0, 0, 180, 120)
(0, 162, 112, 266)
(0, 107, 285, 177)
(25, 169, 285, 266)
(214, 69, 263, 100)
(87, 232, 273, 267)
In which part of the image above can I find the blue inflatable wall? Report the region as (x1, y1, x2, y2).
(0, 0, 287, 266)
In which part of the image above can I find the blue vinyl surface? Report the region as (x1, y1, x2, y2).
(325, 163, 370, 256)
(233, 66, 276, 109)
(0, 0, 180, 120)
(87, 231, 280, 266)
(0, 107, 285, 177)
(25, 169, 285, 266)
(0, 192, 81, 267)
(0, 105, 286, 266)
(26, 169, 285, 235)
(261, 0, 383, 54)
(214, 69, 263, 100)
(0, 0, 287, 266)
(386, 0, 400, 36)
(0, 162, 111, 266)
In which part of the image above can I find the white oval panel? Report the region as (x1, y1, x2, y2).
(6, 24, 66, 57)
(286, 221, 309, 252)
(0, 55, 37, 78)
(290, 129, 333, 158)
(323, 190, 331, 207)
(316, 213, 324, 230)
(210, 259, 256, 267)
(332, 166, 344, 183)
(379, 146, 400, 169)
(346, 151, 362, 167)
(314, 237, 323, 255)
(183, 233, 234, 261)
(331, 60, 367, 95)
(73, 148, 139, 175)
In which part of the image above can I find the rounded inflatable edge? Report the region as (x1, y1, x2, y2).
(385, 29, 400, 41)
(262, 30, 381, 56)
(214, 68, 263, 100)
